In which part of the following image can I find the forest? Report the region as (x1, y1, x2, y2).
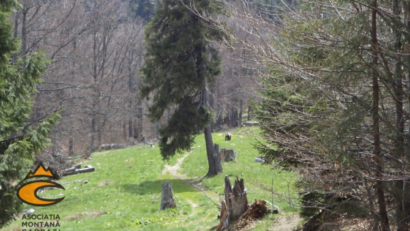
(1, 0, 410, 230)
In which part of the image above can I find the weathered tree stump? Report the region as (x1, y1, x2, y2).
(217, 176, 248, 231)
(220, 149, 236, 162)
(160, 181, 176, 210)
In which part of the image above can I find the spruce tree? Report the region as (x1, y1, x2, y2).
(0, 0, 59, 228)
(140, 0, 224, 176)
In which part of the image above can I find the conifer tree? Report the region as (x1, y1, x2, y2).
(140, 0, 224, 176)
(0, 0, 60, 227)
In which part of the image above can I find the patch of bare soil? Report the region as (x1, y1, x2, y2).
(65, 211, 106, 221)
(269, 214, 301, 231)
(97, 179, 111, 186)
(161, 152, 190, 178)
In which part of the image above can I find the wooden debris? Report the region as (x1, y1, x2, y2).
(216, 176, 248, 231)
(62, 165, 95, 176)
(100, 143, 126, 150)
(242, 121, 259, 127)
(241, 199, 269, 220)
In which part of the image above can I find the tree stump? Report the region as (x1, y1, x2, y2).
(220, 149, 236, 162)
(217, 176, 248, 231)
(160, 181, 176, 210)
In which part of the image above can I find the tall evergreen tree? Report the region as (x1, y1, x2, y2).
(0, 0, 59, 228)
(140, 0, 224, 176)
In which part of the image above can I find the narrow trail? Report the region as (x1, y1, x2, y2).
(159, 137, 300, 230)
(161, 152, 202, 214)
(161, 152, 190, 178)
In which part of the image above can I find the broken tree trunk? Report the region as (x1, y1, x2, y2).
(220, 149, 236, 162)
(217, 176, 248, 231)
(206, 143, 223, 177)
(160, 181, 176, 210)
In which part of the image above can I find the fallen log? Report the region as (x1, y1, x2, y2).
(62, 165, 95, 176)
(61, 164, 81, 175)
(242, 121, 259, 127)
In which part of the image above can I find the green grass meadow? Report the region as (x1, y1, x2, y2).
(5, 128, 300, 231)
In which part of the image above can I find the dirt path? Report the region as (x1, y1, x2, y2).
(161, 152, 190, 178)
(160, 152, 210, 223)
(269, 214, 300, 231)
(160, 145, 300, 230)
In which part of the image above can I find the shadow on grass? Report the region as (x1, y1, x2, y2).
(121, 179, 197, 195)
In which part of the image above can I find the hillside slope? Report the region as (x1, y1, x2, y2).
(5, 128, 300, 231)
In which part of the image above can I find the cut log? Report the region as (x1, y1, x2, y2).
(160, 181, 176, 210)
(62, 165, 95, 176)
(100, 143, 126, 150)
(243, 121, 259, 127)
(220, 149, 236, 162)
(217, 176, 248, 231)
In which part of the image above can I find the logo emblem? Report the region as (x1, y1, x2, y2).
(17, 162, 65, 206)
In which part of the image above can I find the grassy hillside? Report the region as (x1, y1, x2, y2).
(5, 128, 300, 231)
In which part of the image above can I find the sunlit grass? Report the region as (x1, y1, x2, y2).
(5, 127, 300, 230)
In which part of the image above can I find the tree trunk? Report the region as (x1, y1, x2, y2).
(201, 62, 222, 176)
(231, 107, 238, 127)
(128, 53, 134, 140)
(247, 106, 251, 121)
(97, 127, 102, 150)
(217, 176, 248, 231)
(135, 100, 143, 140)
(371, 2, 390, 230)
(392, 1, 410, 230)
(239, 99, 243, 126)
(123, 119, 127, 141)
(89, 117, 95, 156)
(209, 83, 216, 132)
(12, 9, 19, 63)
(155, 121, 160, 139)
(205, 139, 222, 177)
(133, 118, 139, 139)
(21, 5, 27, 60)
(69, 137, 74, 156)
(225, 105, 231, 126)
(407, 1, 410, 162)
(160, 181, 176, 210)
(128, 117, 133, 140)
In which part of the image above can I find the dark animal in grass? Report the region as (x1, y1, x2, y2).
(225, 133, 231, 141)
